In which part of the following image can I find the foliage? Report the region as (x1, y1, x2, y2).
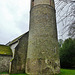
(59, 38, 75, 68)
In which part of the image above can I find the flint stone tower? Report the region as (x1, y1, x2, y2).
(26, 0, 60, 75)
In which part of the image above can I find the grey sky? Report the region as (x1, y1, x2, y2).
(0, 0, 72, 44)
(0, 0, 30, 44)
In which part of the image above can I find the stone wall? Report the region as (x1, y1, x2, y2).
(0, 55, 12, 73)
(34, 0, 50, 5)
(10, 32, 29, 73)
(26, 4, 60, 75)
(33, 0, 55, 8)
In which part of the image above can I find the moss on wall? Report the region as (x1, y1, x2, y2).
(0, 45, 12, 55)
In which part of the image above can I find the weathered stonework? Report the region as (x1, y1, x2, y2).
(0, 55, 12, 73)
(10, 32, 29, 73)
(31, 0, 55, 8)
(26, 3, 60, 75)
(34, 0, 50, 5)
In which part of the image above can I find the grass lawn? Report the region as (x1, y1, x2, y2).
(0, 73, 28, 75)
(0, 69, 75, 75)
(57, 69, 75, 75)
(10, 74, 28, 75)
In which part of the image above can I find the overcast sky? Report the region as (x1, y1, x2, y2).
(0, 0, 30, 44)
(0, 0, 71, 44)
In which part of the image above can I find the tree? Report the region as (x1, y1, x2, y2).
(59, 38, 75, 68)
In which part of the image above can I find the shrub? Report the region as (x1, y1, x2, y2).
(59, 38, 75, 68)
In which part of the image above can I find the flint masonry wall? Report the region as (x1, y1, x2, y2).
(0, 55, 12, 73)
(10, 32, 29, 73)
(26, 4, 60, 75)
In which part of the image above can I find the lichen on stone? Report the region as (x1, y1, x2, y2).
(0, 45, 12, 55)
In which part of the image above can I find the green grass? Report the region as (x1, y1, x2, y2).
(10, 74, 28, 75)
(0, 73, 28, 75)
(0, 69, 75, 75)
(57, 69, 75, 75)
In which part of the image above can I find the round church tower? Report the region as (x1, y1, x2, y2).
(26, 0, 60, 75)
